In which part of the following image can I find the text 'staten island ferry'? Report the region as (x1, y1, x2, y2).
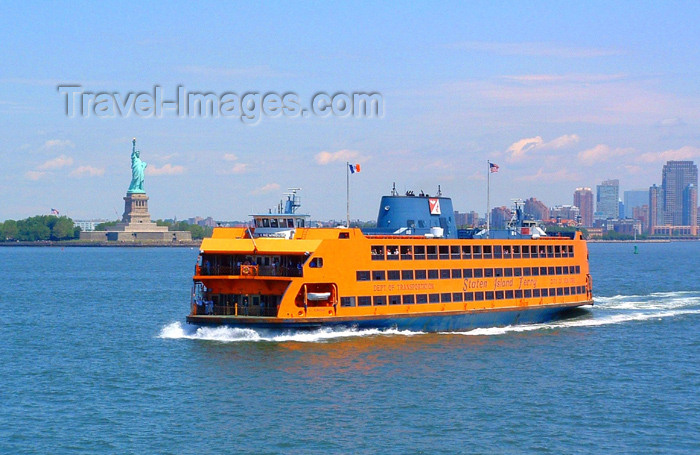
(187, 188, 593, 331)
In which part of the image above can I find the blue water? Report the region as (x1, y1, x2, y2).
(1, 243, 698, 454)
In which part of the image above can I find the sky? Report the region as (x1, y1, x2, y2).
(2, 1, 699, 222)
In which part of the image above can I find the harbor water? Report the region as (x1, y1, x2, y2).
(1, 242, 698, 454)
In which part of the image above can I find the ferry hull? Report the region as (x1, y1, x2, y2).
(186, 301, 593, 332)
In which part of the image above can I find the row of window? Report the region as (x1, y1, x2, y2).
(357, 265, 582, 282)
(371, 244, 575, 261)
(340, 286, 588, 307)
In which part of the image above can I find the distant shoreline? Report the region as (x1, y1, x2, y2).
(0, 240, 202, 248)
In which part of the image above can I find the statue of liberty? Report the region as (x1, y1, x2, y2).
(128, 138, 147, 193)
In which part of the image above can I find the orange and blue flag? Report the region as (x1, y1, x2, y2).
(349, 163, 361, 174)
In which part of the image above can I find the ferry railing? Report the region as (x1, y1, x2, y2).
(210, 304, 278, 317)
(197, 265, 302, 277)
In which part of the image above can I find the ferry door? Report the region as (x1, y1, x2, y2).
(252, 294, 261, 316)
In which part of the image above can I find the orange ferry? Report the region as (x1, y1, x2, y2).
(187, 188, 593, 331)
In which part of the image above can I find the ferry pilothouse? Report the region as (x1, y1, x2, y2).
(187, 187, 593, 331)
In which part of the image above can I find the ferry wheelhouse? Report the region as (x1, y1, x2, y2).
(187, 188, 593, 331)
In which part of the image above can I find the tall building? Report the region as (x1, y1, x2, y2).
(523, 197, 549, 221)
(649, 184, 664, 233)
(491, 206, 512, 229)
(596, 179, 619, 220)
(623, 190, 647, 218)
(683, 184, 697, 228)
(573, 187, 594, 226)
(662, 161, 698, 226)
(550, 205, 580, 223)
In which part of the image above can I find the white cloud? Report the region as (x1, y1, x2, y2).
(515, 167, 580, 182)
(577, 144, 634, 166)
(38, 154, 74, 170)
(223, 153, 239, 161)
(146, 164, 185, 176)
(70, 165, 105, 177)
(315, 149, 362, 165)
(25, 170, 46, 180)
(638, 146, 699, 163)
(505, 134, 579, 161)
(43, 139, 74, 149)
(251, 183, 280, 195)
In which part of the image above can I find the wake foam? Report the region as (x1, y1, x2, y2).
(158, 321, 424, 343)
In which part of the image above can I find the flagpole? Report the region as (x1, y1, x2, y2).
(486, 160, 490, 237)
(346, 161, 350, 228)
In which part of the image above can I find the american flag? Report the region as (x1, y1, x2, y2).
(489, 162, 499, 173)
(50, 208, 59, 215)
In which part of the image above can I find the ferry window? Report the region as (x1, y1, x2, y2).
(474, 269, 483, 278)
(484, 268, 494, 278)
(372, 270, 386, 281)
(389, 295, 401, 305)
(533, 289, 540, 297)
(338, 232, 350, 239)
(554, 245, 561, 257)
(541, 288, 548, 297)
(564, 287, 571, 296)
(270, 218, 279, 228)
(453, 292, 463, 302)
(463, 292, 472, 301)
(494, 268, 503, 277)
(441, 293, 452, 303)
(569, 245, 574, 256)
(429, 293, 440, 303)
(557, 288, 563, 296)
(570, 266, 576, 274)
(475, 292, 484, 301)
(387, 246, 399, 260)
(494, 245, 502, 258)
(427, 246, 438, 260)
(297, 218, 305, 227)
(287, 219, 294, 228)
(483, 245, 493, 259)
(439, 245, 449, 259)
(495, 291, 504, 299)
(561, 266, 568, 275)
(548, 267, 555, 275)
(540, 266, 547, 276)
(463, 269, 473, 278)
(576, 265, 581, 274)
(262, 218, 270, 227)
(373, 296, 387, 305)
(504, 268, 513, 277)
(388, 270, 400, 281)
(309, 258, 323, 268)
(472, 245, 482, 259)
(451, 269, 462, 279)
(416, 294, 428, 304)
(524, 289, 532, 298)
(512, 245, 520, 258)
(440, 269, 451, 279)
(461, 245, 472, 259)
(418, 220, 426, 228)
(547, 246, 554, 258)
(451, 246, 460, 259)
(415, 270, 427, 280)
(503, 246, 511, 257)
(340, 297, 356, 307)
(358, 296, 372, 306)
(403, 295, 415, 304)
(505, 290, 514, 299)
(371, 246, 385, 260)
(356, 271, 370, 281)
(414, 246, 426, 260)
(428, 269, 439, 279)
(531, 267, 539, 276)
(485, 291, 494, 300)
(407, 219, 415, 228)
(400, 245, 413, 260)
(522, 245, 531, 259)
(515, 290, 523, 299)
(401, 270, 414, 280)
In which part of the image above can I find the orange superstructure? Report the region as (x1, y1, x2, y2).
(187, 221, 593, 331)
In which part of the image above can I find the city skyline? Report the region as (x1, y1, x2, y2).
(2, 2, 700, 221)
